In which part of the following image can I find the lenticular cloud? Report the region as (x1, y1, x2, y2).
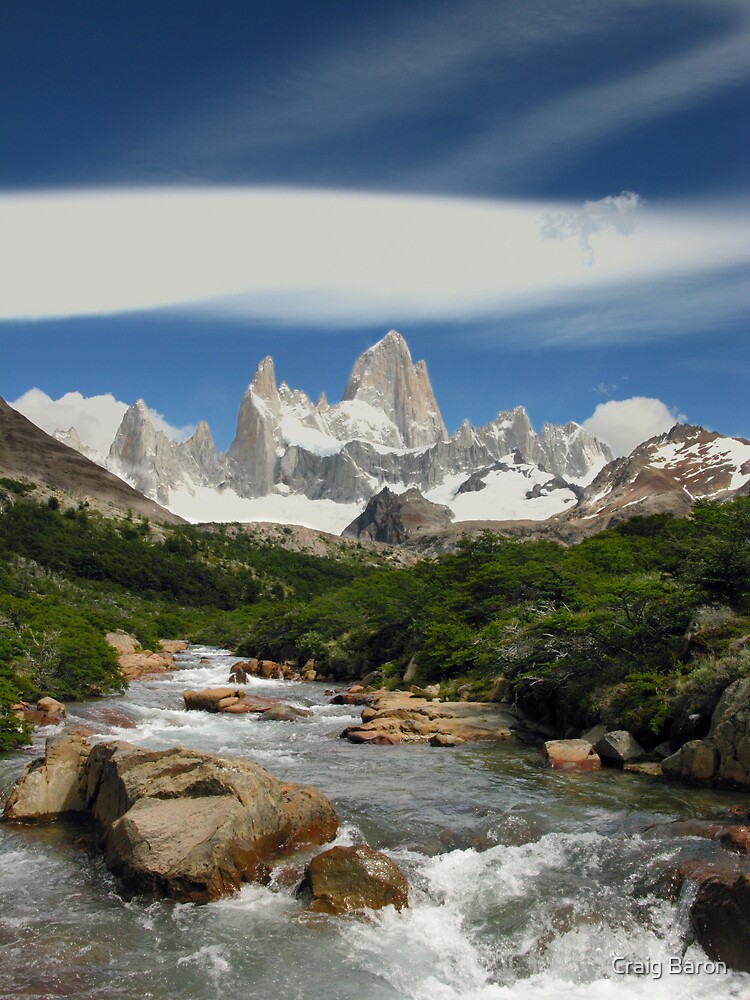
(0, 187, 747, 335)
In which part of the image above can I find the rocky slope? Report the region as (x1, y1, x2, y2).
(0, 396, 185, 524)
(559, 423, 750, 532)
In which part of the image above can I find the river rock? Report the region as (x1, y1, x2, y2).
(277, 783, 339, 849)
(3, 728, 92, 820)
(543, 739, 602, 772)
(158, 639, 189, 654)
(690, 873, 750, 973)
(662, 677, 750, 787)
(258, 704, 312, 722)
(580, 723, 607, 746)
(37, 696, 66, 717)
(183, 687, 242, 711)
(3, 732, 338, 903)
(341, 690, 516, 745)
(118, 651, 176, 682)
(593, 730, 646, 766)
(297, 844, 409, 914)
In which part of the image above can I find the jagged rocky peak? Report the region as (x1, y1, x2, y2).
(249, 356, 279, 402)
(342, 330, 448, 448)
(227, 357, 283, 496)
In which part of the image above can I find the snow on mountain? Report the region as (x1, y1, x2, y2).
(563, 423, 750, 529)
(58, 329, 619, 531)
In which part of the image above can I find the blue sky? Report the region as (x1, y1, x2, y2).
(0, 0, 748, 455)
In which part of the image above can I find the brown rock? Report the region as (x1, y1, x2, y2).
(183, 688, 242, 712)
(4, 736, 340, 903)
(297, 844, 409, 914)
(119, 651, 176, 682)
(105, 631, 139, 656)
(258, 704, 312, 722)
(37, 697, 66, 717)
(429, 734, 466, 747)
(3, 729, 92, 821)
(158, 639, 189, 654)
(690, 873, 750, 972)
(260, 660, 281, 679)
(544, 739, 602, 772)
(342, 727, 402, 745)
(623, 762, 664, 778)
(277, 783, 339, 851)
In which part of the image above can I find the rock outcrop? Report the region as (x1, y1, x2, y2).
(662, 677, 750, 787)
(342, 487, 453, 544)
(297, 844, 409, 914)
(3, 731, 338, 903)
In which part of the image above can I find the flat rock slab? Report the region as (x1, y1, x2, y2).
(340, 689, 516, 746)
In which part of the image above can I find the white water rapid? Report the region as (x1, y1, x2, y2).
(1, 646, 748, 1000)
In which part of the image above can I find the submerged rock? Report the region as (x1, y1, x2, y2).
(3, 731, 338, 903)
(297, 844, 409, 914)
(690, 873, 750, 973)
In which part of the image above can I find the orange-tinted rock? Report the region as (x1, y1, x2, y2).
(277, 782, 339, 851)
(544, 739, 602, 772)
(297, 844, 408, 914)
(690, 873, 750, 972)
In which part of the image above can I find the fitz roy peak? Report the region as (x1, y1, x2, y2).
(79, 331, 615, 527)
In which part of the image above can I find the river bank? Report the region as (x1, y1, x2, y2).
(2, 645, 749, 999)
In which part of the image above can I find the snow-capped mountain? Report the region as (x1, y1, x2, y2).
(562, 423, 750, 530)
(58, 330, 615, 530)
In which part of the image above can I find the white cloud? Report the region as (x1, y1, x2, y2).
(10, 388, 194, 454)
(583, 397, 686, 456)
(0, 188, 747, 339)
(540, 192, 642, 265)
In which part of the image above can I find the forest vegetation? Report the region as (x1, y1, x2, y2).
(1, 475, 748, 753)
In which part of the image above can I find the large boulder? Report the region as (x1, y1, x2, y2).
(3, 732, 338, 903)
(3, 728, 91, 820)
(544, 739, 602, 772)
(297, 844, 409, 914)
(662, 677, 750, 787)
(105, 631, 139, 655)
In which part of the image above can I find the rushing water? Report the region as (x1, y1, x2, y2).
(1, 646, 749, 1000)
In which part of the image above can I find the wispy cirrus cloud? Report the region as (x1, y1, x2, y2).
(424, 1, 750, 189)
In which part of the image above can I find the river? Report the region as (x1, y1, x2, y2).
(1, 646, 749, 1000)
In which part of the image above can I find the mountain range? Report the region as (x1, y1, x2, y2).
(10, 328, 749, 541)
(51, 331, 613, 530)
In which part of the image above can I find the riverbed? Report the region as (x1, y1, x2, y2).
(1, 646, 749, 1000)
